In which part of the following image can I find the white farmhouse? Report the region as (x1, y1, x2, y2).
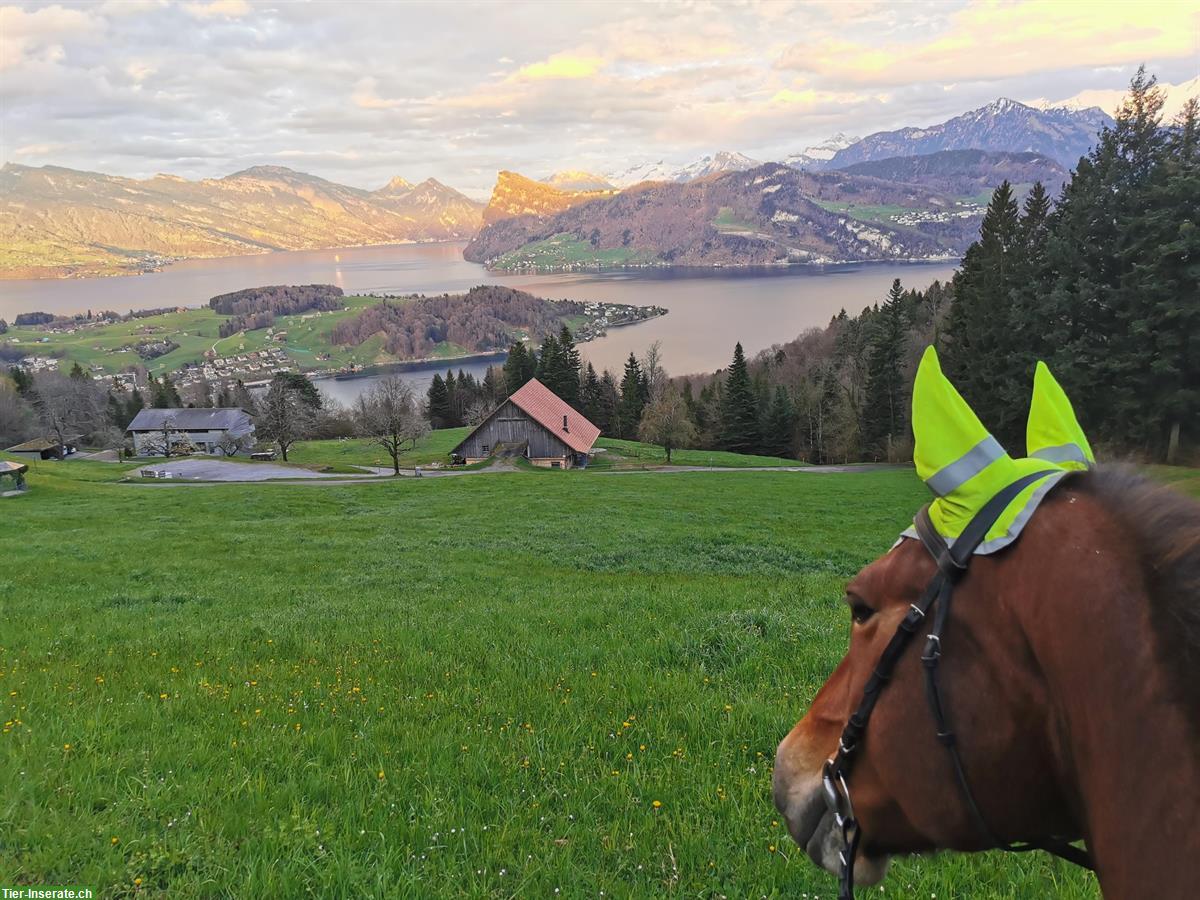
(127, 408, 255, 456)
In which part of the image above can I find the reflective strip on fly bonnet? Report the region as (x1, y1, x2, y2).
(1027, 361, 1095, 471)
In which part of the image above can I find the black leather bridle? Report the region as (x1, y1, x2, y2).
(822, 470, 1095, 900)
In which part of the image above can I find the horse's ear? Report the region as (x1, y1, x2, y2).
(1026, 361, 1095, 470)
(907, 346, 1069, 554)
(911, 345, 1010, 496)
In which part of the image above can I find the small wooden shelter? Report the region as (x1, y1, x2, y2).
(4, 437, 72, 460)
(0, 459, 29, 493)
(452, 378, 600, 469)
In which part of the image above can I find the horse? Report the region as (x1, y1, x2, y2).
(773, 465, 1200, 898)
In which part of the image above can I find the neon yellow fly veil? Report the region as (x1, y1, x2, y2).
(1027, 361, 1095, 470)
(903, 347, 1076, 554)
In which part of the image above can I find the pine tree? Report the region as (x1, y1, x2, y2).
(580, 363, 602, 425)
(597, 369, 621, 437)
(617, 353, 647, 439)
(556, 325, 581, 406)
(427, 374, 452, 428)
(762, 385, 796, 458)
(69, 361, 88, 381)
(482, 366, 500, 404)
(861, 279, 908, 458)
(503, 342, 533, 396)
(536, 333, 560, 388)
(719, 343, 760, 453)
(443, 369, 459, 427)
(942, 180, 1023, 445)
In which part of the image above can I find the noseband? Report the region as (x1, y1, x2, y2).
(823, 470, 1094, 900)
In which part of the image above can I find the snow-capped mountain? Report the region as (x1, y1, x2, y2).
(785, 133, 861, 170)
(827, 98, 1115, 169)
(606, 151, 761, 187)
(1027, 76, 1200, 122)
(673, 151, 762, 182)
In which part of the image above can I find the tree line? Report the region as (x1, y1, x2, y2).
(329, 286, 585, 360)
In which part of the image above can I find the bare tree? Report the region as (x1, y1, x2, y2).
(30, 372, 106, 452)
(464, 397, 492, 426)
(641, 341, 668, 402)
(637, 384, 697, 464)
(215, 431, 256, 457)
(0, 382, 37, 446)
(353, 376, 431, 475)
(257, 378, 314, 461)
(136, 414, 195, 457)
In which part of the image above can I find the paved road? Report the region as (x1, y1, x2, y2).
(125, 457, 899, 486)
(135, 458, 383, 482)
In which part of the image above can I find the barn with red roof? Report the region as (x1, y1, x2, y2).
(451, 378, 600, 469)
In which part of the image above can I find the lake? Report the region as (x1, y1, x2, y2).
(0, 243, 957, 402)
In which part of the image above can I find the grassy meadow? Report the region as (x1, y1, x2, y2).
(491, 234, 659, 272)
(0, 460, 1105, 898)
(1, 294, 472, 377)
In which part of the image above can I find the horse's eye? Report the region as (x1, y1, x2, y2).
(851, 602, 875, 625)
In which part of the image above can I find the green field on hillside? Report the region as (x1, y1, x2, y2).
(0, 460, 1108, 898)
(593, 437, 800, 469)
(712, 207, 761, 234)
(492, 234, 660, 271)
(285, 429, 473, 470)
(811, 200, 919, 224)
(1, 294, 386, 377)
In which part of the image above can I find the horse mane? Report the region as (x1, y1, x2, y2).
(1082, 465, 1200, 730)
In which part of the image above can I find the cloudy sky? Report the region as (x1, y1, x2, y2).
(2, 0, 1196, 196)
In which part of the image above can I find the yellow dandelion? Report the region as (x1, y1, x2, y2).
(769, 844, 776, 853)
(159, 693, 168, 700)
(63, 743, 71, 750)
(134, 878, 142, 886)
(377, 770, 385, 780)
(111, 836, 119, 845)
(652, 800, 662, 809)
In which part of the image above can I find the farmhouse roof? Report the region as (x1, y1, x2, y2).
(127, 407, 252, 432)
(5, 437, 60, 452)
(457, 378, 600, 455)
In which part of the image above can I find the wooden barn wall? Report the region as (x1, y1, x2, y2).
(457, 401, 572, 458)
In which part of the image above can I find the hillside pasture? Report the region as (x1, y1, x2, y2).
(0, 460, 1110, 897)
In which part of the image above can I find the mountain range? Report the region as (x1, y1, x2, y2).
(463, 152, 1071, 270)
(0, 164, 483, 279)
(822, 98, 1114, 169)
(0, 95, 1122, 279)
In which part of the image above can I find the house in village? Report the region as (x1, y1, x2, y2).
(126, 408, 255, 456)
(452, 378, 600, 469)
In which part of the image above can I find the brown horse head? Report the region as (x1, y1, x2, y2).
(775, 349, 1200, 897)
(773, 467, 1200, 897)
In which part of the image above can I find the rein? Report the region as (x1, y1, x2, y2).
(823, 470, 1094, 900)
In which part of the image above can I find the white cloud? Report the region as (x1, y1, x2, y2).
(182, 0, 250, 20)
(0, 0, 1194, 195)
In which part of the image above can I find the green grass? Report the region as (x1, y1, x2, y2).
(2, 295, 386, 377)
(492, 233, 660, 271)
(712, 207, 761, 234)
(0, 460, 1107, 897)
(593, 438, 801, 469)
(812, 200, 916, 224)
(285, 429, 472, 470)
